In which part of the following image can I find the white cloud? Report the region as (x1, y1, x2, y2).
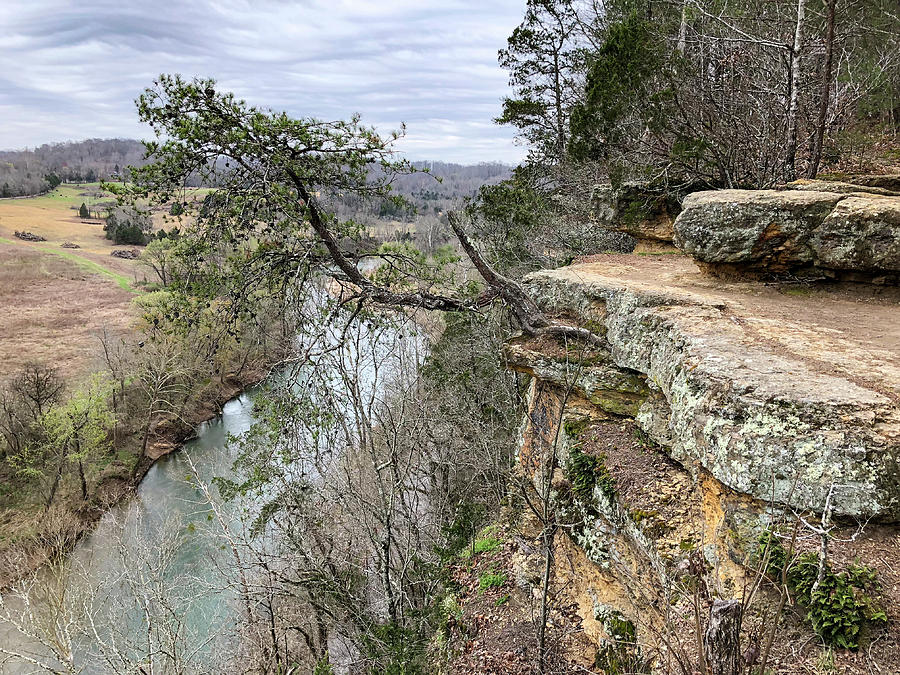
(0, 0, 527, 163)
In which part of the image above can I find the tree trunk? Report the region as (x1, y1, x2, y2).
(677, 0, 689, 54)
(78, 459, 88, 502)
(807, 0, 837, 178)
(537, 523, 557, 673)
(704, 599, 743, 675)
(45, 460, 64, 511)
(784, 0, 807, 180)
(784, 0, 806, 180)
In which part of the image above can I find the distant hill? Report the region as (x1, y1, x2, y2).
(0, 139, 512, 209)
(0, 139, 147, 197)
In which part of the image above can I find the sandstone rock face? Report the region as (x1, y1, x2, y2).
(591, 184, 679, 242)
(521, 255, 900, 519)
(674, 189, 900, 281)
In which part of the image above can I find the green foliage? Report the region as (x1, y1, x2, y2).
(45, 173, 62, 189)
(312, 657, 334, 675)
(472, 536, 502, 556)
(104, 206, 150, 245)
(369, 241, 459, 291)
(42, 375, 115, 464)
(568, 447, 616, 504)
(8, 375, 115, 505)
(477, 570, 507, 591)
(79, 202, 89, 218)
(496, 0, 590, 163)
(758, 532, 887, 650)
(466, 170, 554, 273)
(569, 12, 661, 163)
(168, 201, 184, 216)
(594, 611, 649, 674)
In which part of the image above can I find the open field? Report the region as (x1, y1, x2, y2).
(0, 184, 144, 381)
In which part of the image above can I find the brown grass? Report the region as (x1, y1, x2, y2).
(0, 184, 149, 381)
(0, 245, 134, 382)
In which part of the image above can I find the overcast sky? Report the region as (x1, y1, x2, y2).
(0, 0, 527, 163)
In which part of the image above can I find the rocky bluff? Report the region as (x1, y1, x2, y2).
(507, 177, 900, 670)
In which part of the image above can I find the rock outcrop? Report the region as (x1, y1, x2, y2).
(786, 178, 900, 197)
(519, 255, 900, 520)
(674, 189, 900, 282)
(508, 227, 900, 669)
(848, 173, 900, 192)
(590, 184, 682, 244)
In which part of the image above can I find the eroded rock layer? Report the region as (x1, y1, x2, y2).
(520, 255, 900, 519)
(673, 189, 900, 282)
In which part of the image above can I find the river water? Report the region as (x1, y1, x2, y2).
(1, 307, 423, 674)
(1, 390, 258, 674)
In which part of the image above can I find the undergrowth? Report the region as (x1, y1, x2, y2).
(758, 532, 887, 650)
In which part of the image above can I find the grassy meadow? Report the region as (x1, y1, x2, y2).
(0, 183, 145, 381)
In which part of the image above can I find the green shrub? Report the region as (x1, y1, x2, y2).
(757, 533, 887, 649)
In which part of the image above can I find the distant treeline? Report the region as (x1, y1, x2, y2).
(0, 138, 147, 197)
(0, 138, 511, 209)
(330, 160, 512, 223)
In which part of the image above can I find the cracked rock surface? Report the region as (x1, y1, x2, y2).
(523, 254, 900, 519)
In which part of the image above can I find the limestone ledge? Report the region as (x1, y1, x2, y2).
(520, 264, 900, 519)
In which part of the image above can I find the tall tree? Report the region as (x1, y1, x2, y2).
(496, 0, 593, 165)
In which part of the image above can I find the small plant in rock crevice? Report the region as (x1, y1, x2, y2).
(594, 610, 650, 674)
(757, 532, 887, 650)
(568, 447, 617, 505)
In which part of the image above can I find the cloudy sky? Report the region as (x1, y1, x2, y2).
(0, 0, 527, 163)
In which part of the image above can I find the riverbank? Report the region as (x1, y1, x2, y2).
(0, 365, 270, 590)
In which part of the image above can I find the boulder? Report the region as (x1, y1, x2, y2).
(813, 196, 900, 276)
(673, 189, 900, 281)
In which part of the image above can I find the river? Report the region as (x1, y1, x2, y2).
(1, 390, 258, 674)
(1, 308, 423, 674)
